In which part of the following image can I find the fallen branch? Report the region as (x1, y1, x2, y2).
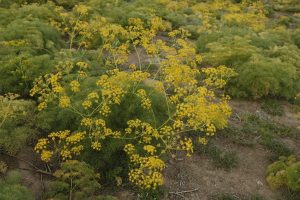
(169, 187, 199, 195)
(235, 113, 241, 122)
(18, 167, 53, 176)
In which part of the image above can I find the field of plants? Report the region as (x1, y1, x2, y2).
(0, 0, 299, 199)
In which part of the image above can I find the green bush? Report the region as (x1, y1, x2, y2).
(0, 171, 34, 200)
(80, 85, 169, 183)
(88, 0, 161, 26)
(0, 94, 37, 155)
(197, 26, 300, 100)
(47, 160, 103, 199)
(0, 4, 62, 95)
(80, 138, 128, 184)
(202, 35, 259, 67)
(196, 27, 252, 53)
(266, 155, 300, 191)
(292, 29, 300, 48)
(228, 55, 298, 99)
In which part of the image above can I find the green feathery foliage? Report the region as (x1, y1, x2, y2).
(0, 171, 34, 200)
(0, 94, 37, 155)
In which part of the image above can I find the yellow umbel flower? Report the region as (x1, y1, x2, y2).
(37, 102, 47, 111)
(59, 96, 71, 108)
(41, 150, 53, 162)
(91, 141, 102, 151)
(180, 138, 193, 157)
(137, 89, 151, 109)
(70, 80, 80, 92)
(81, 118, 93, 127)
(143, 145, 156, 155)
(73, 5, 89, 16)
(198, 137, 208, 145)
(82, 100, 92, 109)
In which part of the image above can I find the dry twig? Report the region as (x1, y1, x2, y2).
(169, 187, 199, 199)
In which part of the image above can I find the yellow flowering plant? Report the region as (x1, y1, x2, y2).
(191, 0, 267, 33)
(31, 16, 235, 190)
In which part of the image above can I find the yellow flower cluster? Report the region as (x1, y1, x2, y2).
(80, 117, 120, 150)
(168, 28, 191, 38)
(82, 100, 92, 109)
(34, 130, 85, 162)
(202, 65, 238, 89)
(41, 150, 53, 163)
(172, 119, 184, 131)
(206, 123, 217, 136)
(37, 102, 47, 111)
(91, 141, 102, 150)
(34, 138, 49, 152)
(30, 72, 61, 95)
(124, 144, 165, 189)
(174, 86, 232, 135)
(128, 169, 164, 190)
(70, 80, 80, 92)
(59, 96, 71, 108)
(180, 138, 193, 157)
(126, 119, 159, 143)
(136, 89, 151, 110)
(97, 74, 125, 105)
(76, 61, 89, 69)
(198, 137, 208, 145)
(99, 103, 111, 117)
(73, 5, 89, 16)
(192, 0, 267, 33)
(143, 145, 156, 155)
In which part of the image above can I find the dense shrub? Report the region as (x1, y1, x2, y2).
(0, 171, 34, 200)
(32, 16, 233, 192)
(47, 160, 104, 199)
(0, 4, 62, 95)
(198, 26, 300, 99)
(0, 94, 37, 155)
(229, 55, 298, 99)
(202, 35, 260, 67)
(292, 29, 300, 47)
(266, 155, 300, 191)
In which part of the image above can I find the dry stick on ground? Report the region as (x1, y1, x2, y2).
(234, 113, 242, 122)
(169, 188, 200, 199)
